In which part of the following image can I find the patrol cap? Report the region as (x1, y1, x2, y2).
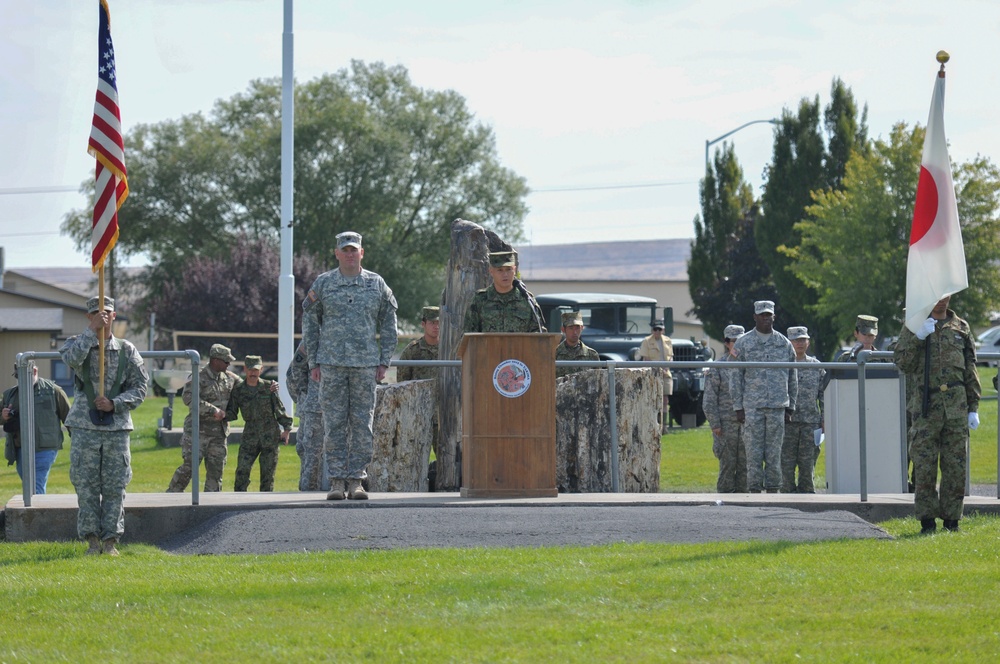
(244, 355, 263, 369)
(651, 319, 665, 331)
(488, 251, 517, 268)
(421, 306, 440, 321)
(723, 325, 745, 340)
(561, 311, 584, 327)
(209, 344, 237, 363)
(754, 300, 775, 315)
(336, 231, 363, 249)
(856, 315, 879, 335)
(86, 295, 115, 313)
(787, 326, 810, 340)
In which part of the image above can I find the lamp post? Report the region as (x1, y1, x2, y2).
(705, 118, 779, 169)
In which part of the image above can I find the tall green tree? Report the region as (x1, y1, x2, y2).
(62, 60, 529, 326)
(757, 78, 868, 357)
(784, 123, 1000, 339)
(689, 144, 781, 339)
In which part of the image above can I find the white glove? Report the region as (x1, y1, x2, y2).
(915, 317, 936, 341)
(969, 412, 980, 430)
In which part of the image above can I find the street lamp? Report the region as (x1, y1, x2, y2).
(704, 118, 779, 169)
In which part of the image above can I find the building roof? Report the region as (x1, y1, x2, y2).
(515, 239, 691, 282)
(0, 308, 63, 332)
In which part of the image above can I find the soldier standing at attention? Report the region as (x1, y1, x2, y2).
(463, 250, 545, 333)
(702, 324, 747, 493)
(226, 355, 292, 492)
(166, 344, 243, 493)
(59, 296, 148, 556)
(303, 231, 398, 501)
(894, 295, 980, 534)
(397, 306, 441, 382)
(637, 319, 674, 433)
(554, 310, 599, 378)
(781, 326, 824, 493)
(730, 300, 797, 493)
(286, 342, 327, 491)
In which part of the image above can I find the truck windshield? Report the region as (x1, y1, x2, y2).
(579, 305, 654, 334)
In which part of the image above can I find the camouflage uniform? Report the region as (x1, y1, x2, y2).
(730, 329, 797, 492)
(287, 344, 327, 491)
(59, 321, 148, 542)
(702, 352, 747, 492)
(302, 265, 397, 483)
(782, 353, 824, 493)
(397, 337, 439, 382)
(894, 310, 980, 524)
(166, 362, 241, 492)
(555, 339, 599, 378)
(462, 284, 545, 333)
(226, 377, 293, 491)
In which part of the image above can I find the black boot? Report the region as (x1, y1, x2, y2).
(919, 518, 937, 534)
(942, 519, 960, 532)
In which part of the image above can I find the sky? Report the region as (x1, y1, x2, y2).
(2, 0, 999, 269)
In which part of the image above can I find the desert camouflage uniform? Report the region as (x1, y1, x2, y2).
(781, 355, 824, 493)
(167, 365, 241, 492)
(303, 267, 397, 482)
(730, 330, 797, 492)
(397, 337, 439, 382)
(555, 340, 599, 378)
(702, 352, 747, 492)
(287, 345, 327, 491)
(462, 283, 544, 333)
(226, 378, 292, 491)
(59, 329, 148, 541)
(894, 311, 980, 523)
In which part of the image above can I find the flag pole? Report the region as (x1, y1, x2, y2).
(98, 265, 106, 398)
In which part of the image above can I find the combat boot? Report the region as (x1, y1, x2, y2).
(326, 479, 346, 501)
(347, 478, 368, 500)
(86, 534, 101, 556)
(943, 519, 960, 532)
(101, 538, 120, 557)
(919, 518, 937, 534)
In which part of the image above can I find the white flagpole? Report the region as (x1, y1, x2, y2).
(278, 0, 295, 411)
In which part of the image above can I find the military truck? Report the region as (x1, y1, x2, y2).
(535, 292, 712, 426)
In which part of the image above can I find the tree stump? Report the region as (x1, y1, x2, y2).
(555, 367, 661, 492)
(368, 380, 434, 492)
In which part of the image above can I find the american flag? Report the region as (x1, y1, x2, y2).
(88, 0, 128, 271)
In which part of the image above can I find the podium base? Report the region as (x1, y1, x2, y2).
(460, 487, 558, 499)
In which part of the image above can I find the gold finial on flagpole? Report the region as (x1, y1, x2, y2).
(936, 50, 949, 77)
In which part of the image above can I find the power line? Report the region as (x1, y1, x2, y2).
(0, 186, 80, 196)
(530, 180, 697, 193)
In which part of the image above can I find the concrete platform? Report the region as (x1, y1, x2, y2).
(5, 490, 1000, 544)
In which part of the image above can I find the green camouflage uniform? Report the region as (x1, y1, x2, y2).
(286, 345, 326, 491)
(397, 337, 439, 382)
(227, 378, 293, 492)
(781, 355, 824, 493)
(894, 311, 980, 522)
(167, 365, 242, 492)
(59, 329, 148, 541)
(462, 283, 545, 333)
(554, 340, 599, 378)
(730, 330, 797, 492)
(302, 267, 397, 482)
(702, 352, 747, 492)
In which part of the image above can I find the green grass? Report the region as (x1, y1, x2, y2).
(1, 516, 999, 660)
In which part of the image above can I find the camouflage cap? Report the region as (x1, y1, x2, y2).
(336, 231, 362, 249)
(209, 344, 237, 363)
(421, 306, 440, 321)
(723, 325, 745, 340)
(651, 319, 665, 330)
(86, 295, 115, 313)
(787, 326, 810, 340)
(856, 315, 878, 335)
(561, 311, 584, 327)
(244, 355, 263, 369)
(488, 251, 517, 268)
(754, 300, 775, 315)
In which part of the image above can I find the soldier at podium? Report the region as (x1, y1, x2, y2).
(463, 251, 545, 333)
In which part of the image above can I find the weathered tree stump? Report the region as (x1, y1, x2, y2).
(368, 380, 434, 492)
(555, 367, 661, 492)
(436, 218, 511, 490)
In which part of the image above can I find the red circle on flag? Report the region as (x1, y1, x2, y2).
(910, 166, 938, 245)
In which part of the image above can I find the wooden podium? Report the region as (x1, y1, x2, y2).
(457, 333, 561, 498)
